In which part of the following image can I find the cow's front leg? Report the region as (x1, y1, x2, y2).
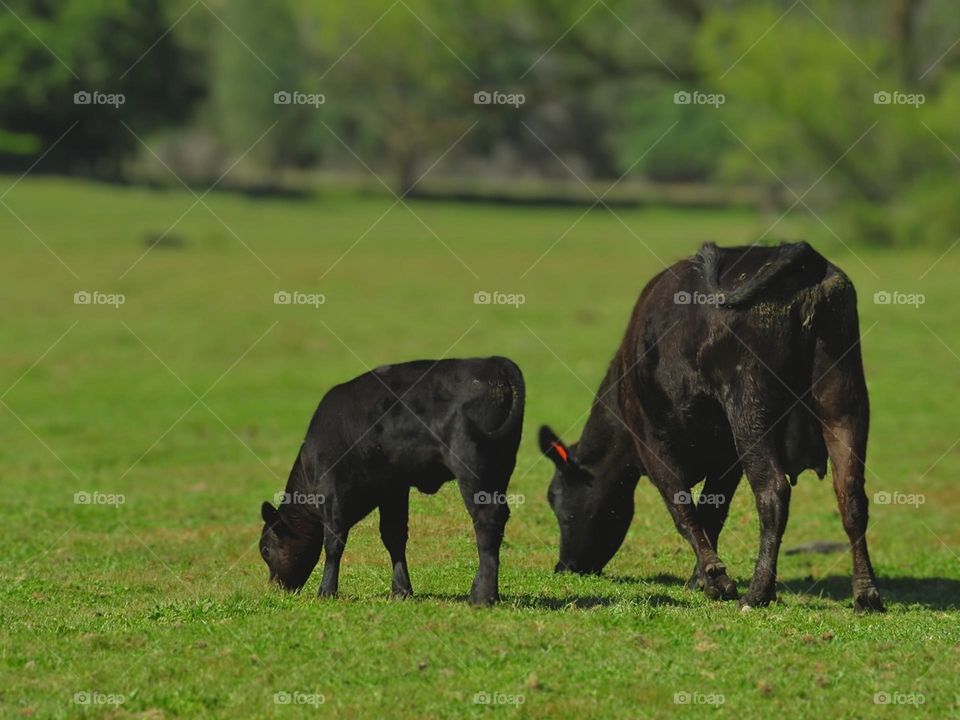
(317, 523, 348, 598)
(686, 464, 741, 600)
(643, 448, 737, 601)
(738, 448, 791, 609)
(458, 478, 509, 606)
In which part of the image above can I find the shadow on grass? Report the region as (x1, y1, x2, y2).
(609, 572, 960, 610)
(779, 575, 960, 611)
(416, 592, 693, 609)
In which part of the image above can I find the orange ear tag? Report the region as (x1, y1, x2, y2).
(552, 442, 568, 463)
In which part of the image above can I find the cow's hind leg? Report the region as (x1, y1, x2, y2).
(736, 442, 791, 609)
(379, 486, 413, 598)
(814, 383, 883, 611)
(641, 445, 737, 601)
(457, 475, 509, 607)
(686, 465, 741, 600)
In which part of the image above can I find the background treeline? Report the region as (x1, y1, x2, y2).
(2, 0, 959, 245)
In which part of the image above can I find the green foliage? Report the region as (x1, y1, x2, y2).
(0, 0, 202, 173)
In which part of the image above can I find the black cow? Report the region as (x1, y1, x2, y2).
(539, 242, 884, 612)
(260, 356, 524, 606)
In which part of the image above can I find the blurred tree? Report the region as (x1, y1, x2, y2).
(210, 0, 316, 184)
(0, 0, 203, 175)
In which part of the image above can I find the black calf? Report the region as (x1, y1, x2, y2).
(259, 356, 525, 606)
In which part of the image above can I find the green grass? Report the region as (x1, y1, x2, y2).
(1, 176, 958, 718)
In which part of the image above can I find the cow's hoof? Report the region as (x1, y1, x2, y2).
(739, 589, 776, 609)
(853, 586, 885, 613)
(469, 591, 499, 607)
(703, 573, 738, 601)
(695, 562, 738, 601)
(391, 587, 413, 600)
(317, 588, 337, 599)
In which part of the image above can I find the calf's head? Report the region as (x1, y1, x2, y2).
(259, 502, 322, 591)
(539, 425, 637, 575)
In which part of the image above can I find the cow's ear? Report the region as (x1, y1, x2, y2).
(539, 425, 570, 467)
(261, 501, 280, 525)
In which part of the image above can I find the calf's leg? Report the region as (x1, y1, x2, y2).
(379, 488, 413, 598)
(317, 523, 348, 598)
(458, 477, 509, 607)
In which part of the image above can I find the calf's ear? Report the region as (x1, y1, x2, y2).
(261, 501, 280, 525)
(539, 425, 570, 466)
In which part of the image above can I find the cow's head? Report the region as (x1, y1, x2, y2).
(259, 502, 322, 591)
(539, 425, 638, 575)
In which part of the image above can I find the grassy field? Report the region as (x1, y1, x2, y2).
(1, 176, 958, 718)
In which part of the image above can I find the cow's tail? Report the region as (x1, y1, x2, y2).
(465, 358, 525, 441)
(698, 241, 816, 308)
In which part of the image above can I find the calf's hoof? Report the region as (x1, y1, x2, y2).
(853, 585, 885, 614)
(391, 587, 413, 600)
(317, 587, 337, 599)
